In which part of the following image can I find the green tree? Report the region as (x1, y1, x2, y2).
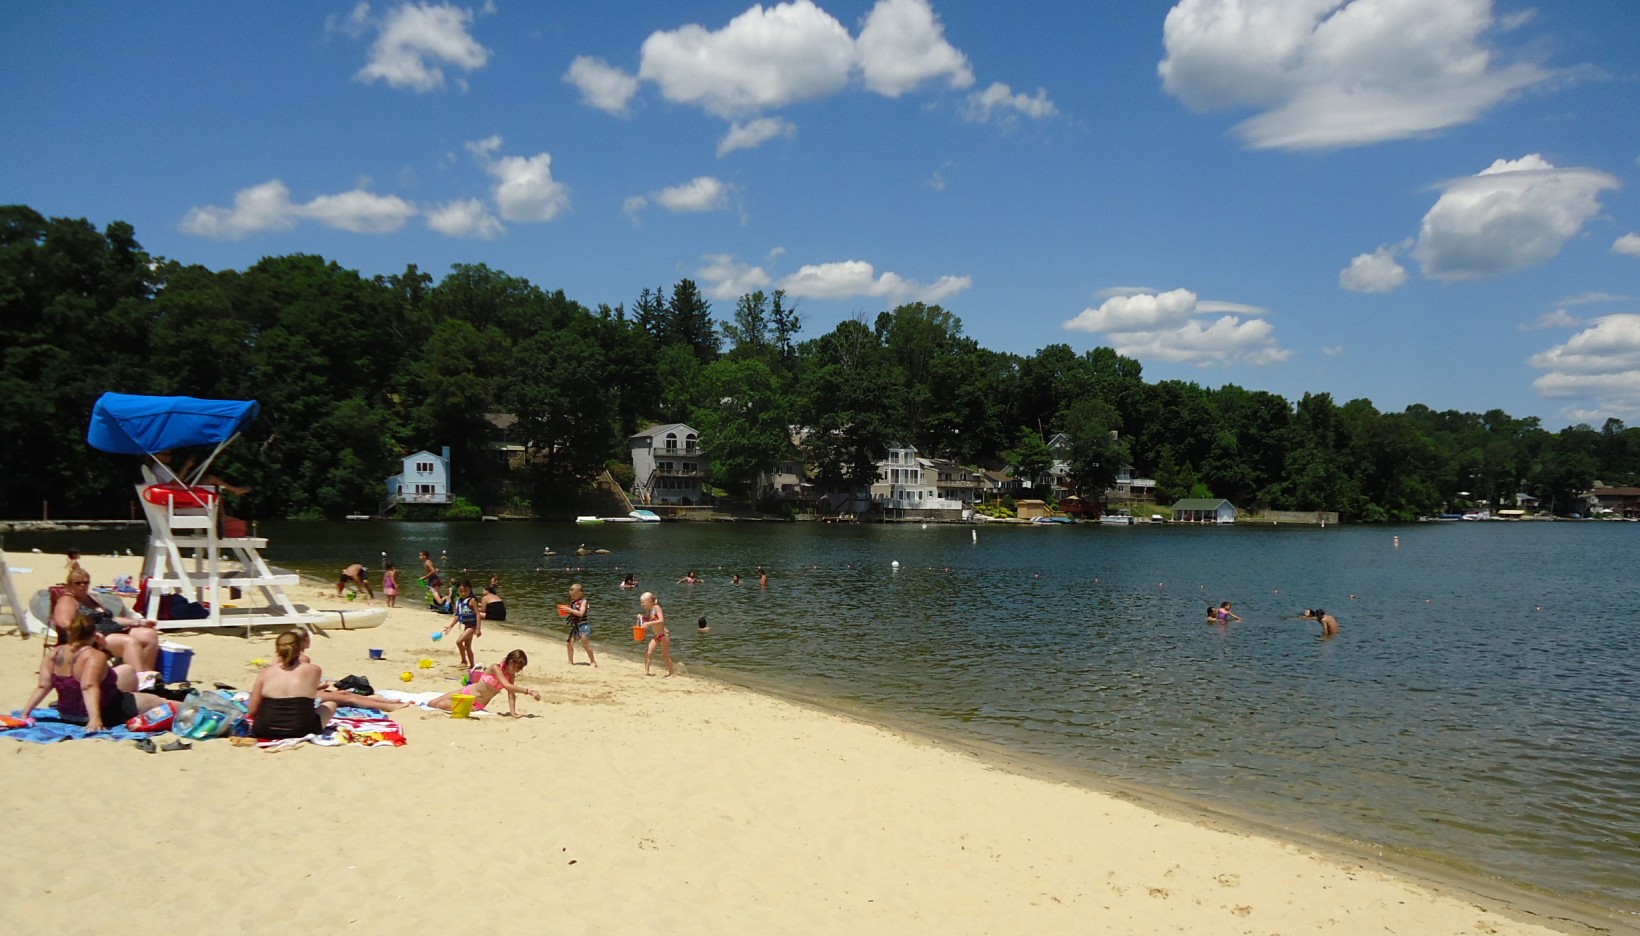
(1058, 399, 1130, 500)
(667, 278, 718, 363)
(691, 358, 793, 501)
(1005, 429, 1055, 492)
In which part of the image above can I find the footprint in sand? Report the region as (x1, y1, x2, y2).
(1215, 873, 1240, 887)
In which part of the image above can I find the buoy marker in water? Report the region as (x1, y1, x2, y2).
(891, 560, 900, 570)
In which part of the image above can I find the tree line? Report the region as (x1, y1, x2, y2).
(4, 204, 1637, 522)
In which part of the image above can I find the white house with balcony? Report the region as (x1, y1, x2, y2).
(631, 423, 710, 506)
(385, 447, 452, 507)
(870, 443, 969, 519)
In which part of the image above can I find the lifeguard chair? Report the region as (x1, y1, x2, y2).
(88, 393, 325, 637)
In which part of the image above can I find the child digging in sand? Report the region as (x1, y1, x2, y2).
(428, 650, 539, 717)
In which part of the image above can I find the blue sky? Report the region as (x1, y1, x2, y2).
(5, 1, 1639, 425)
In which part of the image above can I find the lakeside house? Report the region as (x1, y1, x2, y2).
(1171, 497, 1237, 524)
(1583, 486, 1640, 518)
(385, 447, 452, 507)
(630, 423, 709, 506)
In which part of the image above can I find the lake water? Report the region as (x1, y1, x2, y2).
(16, 519, 1639, 918)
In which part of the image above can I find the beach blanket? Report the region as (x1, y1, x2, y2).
(3, 708, 146, 744)
(255, 714, 407, 751)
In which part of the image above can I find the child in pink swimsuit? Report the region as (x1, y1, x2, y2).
(383, 564, 398, 608)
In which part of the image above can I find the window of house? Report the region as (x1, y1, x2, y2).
(416, 461, 434, 473)
(664, 432, 678, 453)
(685, 433, 697, 453)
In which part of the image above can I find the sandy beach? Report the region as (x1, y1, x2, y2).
(0, 552, 1618, 935)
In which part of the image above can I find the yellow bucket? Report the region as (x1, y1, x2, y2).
(450, 693, 475, 719)
(418, 657, 436, 669)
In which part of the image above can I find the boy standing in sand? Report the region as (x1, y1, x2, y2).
(639, 591, 672, 677)
(565, 583, 595, 667)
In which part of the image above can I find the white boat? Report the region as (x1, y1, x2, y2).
(629, 509, 661, 522)
(1099, 511, 1136, 526)
(600, 516, 638, 523)
(575, 515, 604, 525)
(312, 606, 389, 630)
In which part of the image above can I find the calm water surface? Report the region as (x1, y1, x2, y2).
(19, 519, 1639, 916)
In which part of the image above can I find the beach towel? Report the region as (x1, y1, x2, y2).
(255, 714, 408, 751)
(330, 715, 407, 746)
(3, 708, 146, 744)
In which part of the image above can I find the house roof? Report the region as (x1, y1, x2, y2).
(1171, 498, 1235, 511)
(401, 449, 444, 462)
(629, 423, 698, 441)
(484, 412, 517, 429)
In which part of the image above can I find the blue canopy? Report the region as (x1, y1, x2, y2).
(87, 393, 261, 455)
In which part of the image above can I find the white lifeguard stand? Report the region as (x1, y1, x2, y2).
(135, 469, 323, 637)
(89, 392, 324, 638)
(0, 547, 48, 637)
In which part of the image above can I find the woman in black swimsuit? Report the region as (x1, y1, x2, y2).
(248, 630, 337, 739)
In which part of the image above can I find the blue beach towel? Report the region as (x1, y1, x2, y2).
(4, 708, 146, 744)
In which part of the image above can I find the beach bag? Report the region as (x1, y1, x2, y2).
(333, 675, 374, 696)
(173, 690, 246, 740)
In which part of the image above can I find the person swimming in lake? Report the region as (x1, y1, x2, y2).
(1302, 608, 1340, 636)
(1217, 601, 1242, 623)
(677, 570, 701, 585)
(619, 573, 638, 590)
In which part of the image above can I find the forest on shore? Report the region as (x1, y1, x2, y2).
(4, 204, 1637, 522)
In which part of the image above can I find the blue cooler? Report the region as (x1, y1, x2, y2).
(159, 642, 194, 684)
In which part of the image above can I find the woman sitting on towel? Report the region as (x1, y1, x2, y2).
(55, 569, 161, 677)
(248, 630, 337, 739)
(427, 649, 539, 717)
(19, 613, 173, 731)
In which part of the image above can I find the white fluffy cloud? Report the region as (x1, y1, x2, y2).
(467, 136, 569, 222)
(1062, 288, 1199, 332)
(624, 177, 735, 221)
(780, 259, 971, 303)
(563, 55, 641, 116)
(1339, 240, 1409, 293)
(1614, 233, 1640, 258)
(1530, 314, 1640, 419)
(653, 177, 733, 213)
(694, 252, 971, 304)
(960, 82, 1057, 124)
(1158, 0, 1550, 150)
(717, 117, 797, 157)
(425, 198, 504, 238)
(572, 0, 1020, 146)
(180, 180, 416, 239)
(349, 2, 491, 93)
(697, 254, 773, 300)
(1413, 155, 1619, 282)
(638, 1, 856, 119)
(1518, 309, 1579, 331)
(1062, 287, 1291, 366)
(855, 0, 973, 97)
